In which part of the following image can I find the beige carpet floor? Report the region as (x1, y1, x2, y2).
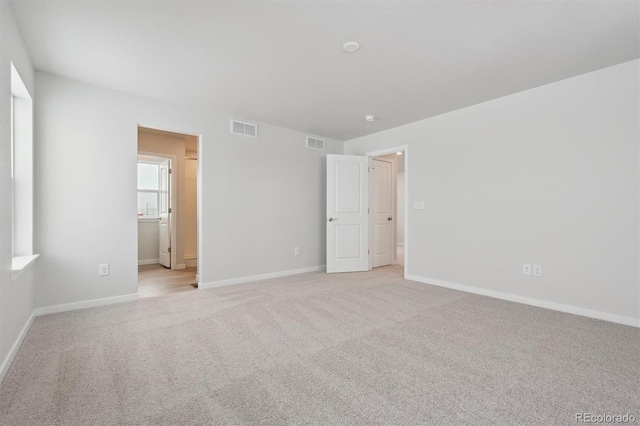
(0, 266, 638, 425)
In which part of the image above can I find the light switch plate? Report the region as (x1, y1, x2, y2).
(414, 201, 425, 210)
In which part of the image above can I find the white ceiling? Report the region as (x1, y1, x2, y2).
(9, 0, 639, 141)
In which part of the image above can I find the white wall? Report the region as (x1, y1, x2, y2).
(34, 72, 342, 307)
(137, 220, 159, 264)
(346, 60, 640, 324)
(0, 0, 36, 376)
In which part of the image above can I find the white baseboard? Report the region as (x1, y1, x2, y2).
(0, 312, 35, 384)
(34, 294, 140, 316)
(185, 259, 197, 267)
(138, 259, 159, 266)
(406, 274, 639, 328)
(174, 264, 186, 270)
(199, 265, 325, 290)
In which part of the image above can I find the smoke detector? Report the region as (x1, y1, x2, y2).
(342, 42, 360, 53)
(364, 115, 376, 122)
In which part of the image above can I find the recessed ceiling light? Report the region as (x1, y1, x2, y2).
(364, 115, 376, 122)
(342, 42, 360, 53)
(396, 152, 403, 156)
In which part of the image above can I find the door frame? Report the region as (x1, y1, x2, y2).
(365, 145, 409, 278)
(137, 123, 202, 286)
(138, 151, 178, 270)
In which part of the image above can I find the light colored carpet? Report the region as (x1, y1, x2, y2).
(0, 266, 638, 425)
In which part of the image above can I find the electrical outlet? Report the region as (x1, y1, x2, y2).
(522, 264, 531, 276)
(294, 247, 300, 255)
(533, 264, 542, 277)
(99, 263, 109, 276)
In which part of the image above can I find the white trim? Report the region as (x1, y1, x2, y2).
(196, 134, 202, 294)
(406, 274, 640, 328)
(175, 263, 186, 270)
(365, 146, 408, 158)
(34, 294, 139, 316)
(0, 312, 35, 384)
(199, 265, 325, 289)
(11, 254, 39, 281)
(185, 258, 197, 267)
(138, 259, 159, 266)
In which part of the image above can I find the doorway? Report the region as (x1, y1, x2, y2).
(325, 147, 408, 277)
(370, 150, 405, 269)
(137, 126, 199, 298)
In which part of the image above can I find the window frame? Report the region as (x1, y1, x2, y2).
(10, 62, 38, 281)
(137, 159, 161, 219)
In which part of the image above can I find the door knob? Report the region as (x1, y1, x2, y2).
(387, 217, 392, 221)
(328, 217, 338, 222)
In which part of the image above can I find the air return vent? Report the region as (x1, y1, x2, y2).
(230, 120, 258, 137)
(306, 136, 325, 150)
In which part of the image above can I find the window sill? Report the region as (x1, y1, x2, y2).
(11, 254, 40, 282)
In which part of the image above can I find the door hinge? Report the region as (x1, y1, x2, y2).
(169, 168, 172, 174)
(169, 208, 172, 214)
(368, 249, 370, 254)
(168, 247, 171, 253)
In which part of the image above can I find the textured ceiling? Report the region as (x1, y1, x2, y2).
(9, 0, 639, 141)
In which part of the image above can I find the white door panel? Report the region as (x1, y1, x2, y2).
(334, 224, 364, 259)
(372, 159, 393, 267)
(327, 155, 369, 273)
(335, 162, 362, 213)
(158, 158, 171, 268)
(374, 224, 392, 256)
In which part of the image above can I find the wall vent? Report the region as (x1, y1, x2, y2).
(230, 119, 258, 137)
(306, 136, 325, 150)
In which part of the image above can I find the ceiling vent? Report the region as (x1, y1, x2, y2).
(230, 119, 258, 137)
(306, 136, 325, 150)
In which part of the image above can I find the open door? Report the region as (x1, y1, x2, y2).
(372, 158, 393, 267)
(326, 154, 369, 273)
(158, 158, 171, 268)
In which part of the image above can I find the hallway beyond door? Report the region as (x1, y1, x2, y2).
(138, 265, 197, 298)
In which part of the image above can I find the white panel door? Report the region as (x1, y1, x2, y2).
(326, 155, 369, 273)
(158, 158, 171, 268)
(372, 159, 393, 267)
